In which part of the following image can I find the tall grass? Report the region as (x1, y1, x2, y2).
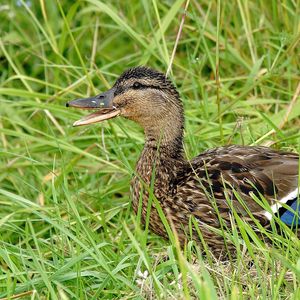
(0, 0, 300, 299)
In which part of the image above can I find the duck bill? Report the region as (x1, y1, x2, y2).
(66, 88, 120, 127)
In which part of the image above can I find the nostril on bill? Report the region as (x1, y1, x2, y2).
(66, 102, 70, 107)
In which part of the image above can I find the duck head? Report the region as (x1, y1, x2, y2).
(66, 66, 184, 144)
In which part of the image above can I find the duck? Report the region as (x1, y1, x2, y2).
(66, 66, 299, 253)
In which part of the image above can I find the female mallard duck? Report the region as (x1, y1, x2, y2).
(66, 66, 299, 252)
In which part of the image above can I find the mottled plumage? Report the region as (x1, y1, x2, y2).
(67, 66, 300, 253)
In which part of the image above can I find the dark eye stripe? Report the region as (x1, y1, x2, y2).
(133, 82, 142, 89)
(114, 83, 165, 96)
(114, 86, 125, 96)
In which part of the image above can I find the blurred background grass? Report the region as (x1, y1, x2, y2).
(0, 0, 300, 299)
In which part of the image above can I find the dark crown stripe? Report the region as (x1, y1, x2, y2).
(114, 66, 179, 98)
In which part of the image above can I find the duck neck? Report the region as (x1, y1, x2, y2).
(144, 133, 184, 161)
(136, 111, 185, 185)
(143, 104, 185, 161)
(132, 130, 184, 216)
(131, 108, 185, 214)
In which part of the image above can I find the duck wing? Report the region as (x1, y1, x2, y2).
(176, 145, 299, 226)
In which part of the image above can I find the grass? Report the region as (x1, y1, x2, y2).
(0, 0, 300, 298)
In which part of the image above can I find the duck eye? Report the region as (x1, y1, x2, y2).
(132, 82, 142, 89)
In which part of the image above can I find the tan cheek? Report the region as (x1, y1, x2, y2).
(113, 90, 151, 119)
(113, 94, 134, 117)
(121, 103, 139, 118)
(112, 95, 125, 108)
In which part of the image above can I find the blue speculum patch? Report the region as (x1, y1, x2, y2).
(279, 198, 300, 226)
